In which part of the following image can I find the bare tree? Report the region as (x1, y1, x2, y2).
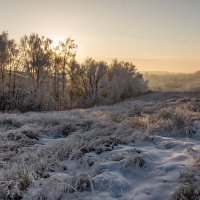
(55, 38, 77, 110)
(80, 58, 107, 105)
(0, 31, 147, 112)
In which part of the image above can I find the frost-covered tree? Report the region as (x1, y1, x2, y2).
(55, 39, 77, 110)
(19, 34, 53, 110)
(80, 58, 107, 105)
(0, 31, 19, 110)
(104, 60, 147, 103)
(0, 31, 148, 111)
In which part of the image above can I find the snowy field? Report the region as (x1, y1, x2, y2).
(0, 92, 200, 200)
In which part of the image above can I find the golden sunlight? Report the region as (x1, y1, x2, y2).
(50, 35, 65, 48)
(1, 1, 200, 198)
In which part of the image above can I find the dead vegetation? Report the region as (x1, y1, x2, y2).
(172, 146, 200, 200)
(0, 92, 200, 199)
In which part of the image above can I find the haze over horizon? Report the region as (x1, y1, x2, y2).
(1, 0, 200, 73)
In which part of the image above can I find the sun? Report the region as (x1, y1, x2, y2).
(50, 35, 65, 48)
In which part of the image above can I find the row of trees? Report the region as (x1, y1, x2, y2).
(0, 31, 147, 111)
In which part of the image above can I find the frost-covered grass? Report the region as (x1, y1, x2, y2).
(173, 145, 200, 199)
(0, 92, 200, 200)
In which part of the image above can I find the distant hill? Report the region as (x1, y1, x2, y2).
(143, 70, 200, 92)
(142, 71, 171, 75)
(142, 71, 187, 75)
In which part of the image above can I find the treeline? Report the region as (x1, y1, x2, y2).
(0, 31, 147, 112)
(144, 72, 200, 92)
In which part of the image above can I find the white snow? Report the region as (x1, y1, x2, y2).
(58, 136, 194, 200)
(0, 92, 200, 200)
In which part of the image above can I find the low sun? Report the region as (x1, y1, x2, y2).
(51, 35, 65, 48)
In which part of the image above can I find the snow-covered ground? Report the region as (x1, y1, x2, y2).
(0, 92, 200, 200)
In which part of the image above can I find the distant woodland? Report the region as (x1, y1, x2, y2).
(144, 72, 200, 92)
(0, 31, 147, 112)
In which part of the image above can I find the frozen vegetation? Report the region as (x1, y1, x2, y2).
(0, 92, 200, 200)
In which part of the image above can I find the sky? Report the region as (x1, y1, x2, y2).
(0, 0, 200, 73)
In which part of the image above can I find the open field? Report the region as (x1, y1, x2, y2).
(1, 92, 200, 200)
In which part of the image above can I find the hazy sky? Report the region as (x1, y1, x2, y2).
(1, 0, 200, 73)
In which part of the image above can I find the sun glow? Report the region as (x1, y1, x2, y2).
(50, 35, 65, 48)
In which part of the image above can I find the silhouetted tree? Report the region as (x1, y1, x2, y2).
(55, 38, 77, 110)
(0, 31, 148, 111)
